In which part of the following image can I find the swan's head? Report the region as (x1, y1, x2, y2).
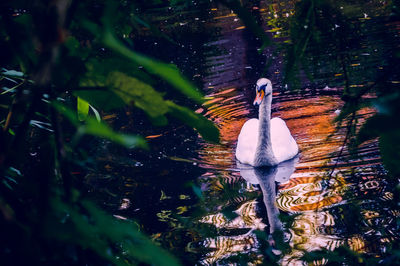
(253, 78, 272, 106)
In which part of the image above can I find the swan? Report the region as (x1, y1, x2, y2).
(235, 78, 298, 167)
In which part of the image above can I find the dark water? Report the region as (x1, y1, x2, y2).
(88, 2, 399, 265)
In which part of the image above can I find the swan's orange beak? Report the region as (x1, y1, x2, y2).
(253, 89, 264, 106)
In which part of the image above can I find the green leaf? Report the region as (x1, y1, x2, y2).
(73, 90, 126, 112)
(74, 72, 220, 140)
(82, 118, 146, 149)
(77, 97, 89, 121)
(101, 29, 205, 104)
(53, 102, 148, 149)
(166, 101, 220, 143)
(80, 57, 154, 88)
(50, 198, 180, 266)
(107, 71, 169, 125)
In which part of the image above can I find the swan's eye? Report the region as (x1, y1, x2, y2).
(259, 85, 266, 92)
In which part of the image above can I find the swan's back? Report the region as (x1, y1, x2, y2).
(235, 117, 298, 166)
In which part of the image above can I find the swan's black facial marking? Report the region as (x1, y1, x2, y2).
(254, 78, 272, 105)
(258, 84, 266, 92)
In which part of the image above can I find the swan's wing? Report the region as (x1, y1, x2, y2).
(235, 118, 259, 165)
(270, 117, 299, 163)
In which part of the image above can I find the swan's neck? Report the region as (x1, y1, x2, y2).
(254, 93, 278, 167)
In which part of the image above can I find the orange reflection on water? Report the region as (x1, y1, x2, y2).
(290, 195, 343, 212)
(278, 176, 324, 190)
(271, 96, 380, 264)
(273, 96, 348, 214)
(197, 87, 249, 169)
(273, 96, 344, 167)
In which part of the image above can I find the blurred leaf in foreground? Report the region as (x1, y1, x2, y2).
(108, 71, 170, 126)
(53, 102, 148, 149)
(73, 89, 126, 112)
(357, 93, 400, 176)
(75, 72, 219, 142)
(77, 97, 89, 121)
(166, 101, 220, 143)
(49, 198, 180, 266)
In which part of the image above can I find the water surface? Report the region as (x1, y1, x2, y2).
(88, 2, 399, 265)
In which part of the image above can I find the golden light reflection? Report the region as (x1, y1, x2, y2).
(200, 234, 261, 265)
(200, 200, 265, 230)
(273, 96, 344, 167)
(272, 96, 365, 264)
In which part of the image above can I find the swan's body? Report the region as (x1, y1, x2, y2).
(236, 117, 298, 165)
(235, 78, 298, 167)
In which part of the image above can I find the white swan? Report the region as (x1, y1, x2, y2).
(235, 78, 298, 167)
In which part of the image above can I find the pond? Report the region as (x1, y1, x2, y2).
(87, 2, 399, 265)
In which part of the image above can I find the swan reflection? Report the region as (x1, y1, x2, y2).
(237, 157, 299, 238)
